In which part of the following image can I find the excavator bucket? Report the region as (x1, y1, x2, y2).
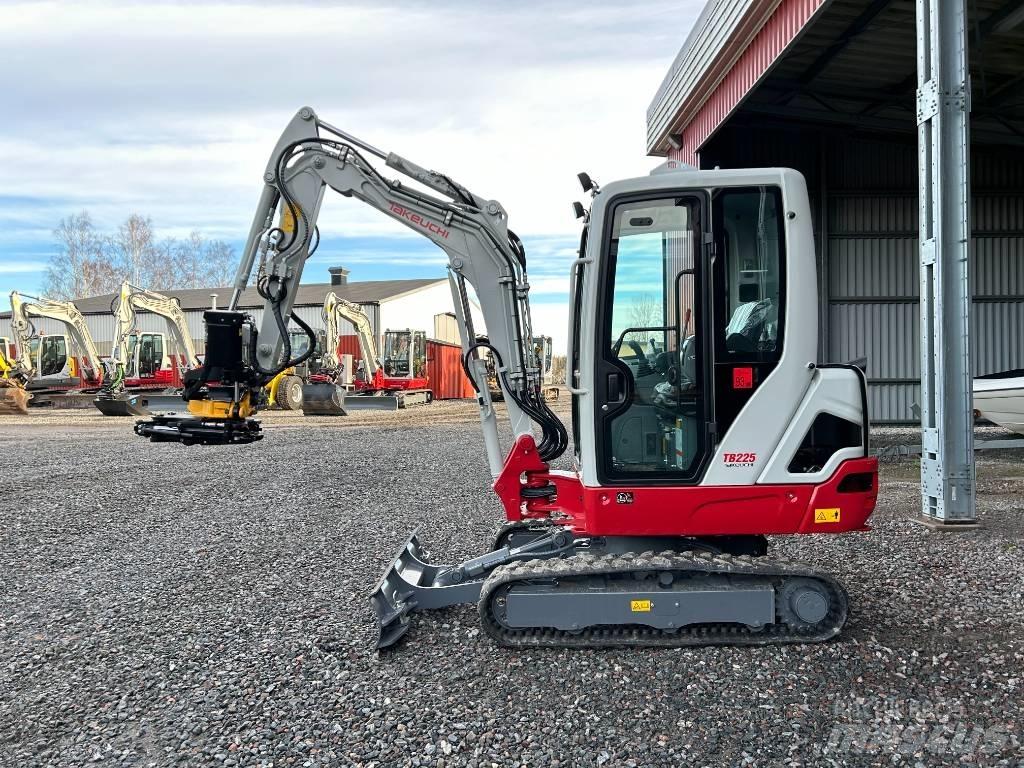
(0, 383, 31, 415)
(343, 394, 401, 411)
(300, 382, 348, 416)
(370, 527, 485, 650)
(94, 392, 151, 417)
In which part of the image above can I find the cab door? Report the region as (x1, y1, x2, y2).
(137, 333, 163, 380)
(594, 192, 712, 485)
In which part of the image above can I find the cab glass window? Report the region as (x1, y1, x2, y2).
(713, 187, 785, 362)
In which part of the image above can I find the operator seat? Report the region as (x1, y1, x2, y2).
(725, 292, 776, 354)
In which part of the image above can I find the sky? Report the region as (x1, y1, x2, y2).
(0, 0, 702, 352)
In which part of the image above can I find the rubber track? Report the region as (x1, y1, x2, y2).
(478, 550, 848, 648)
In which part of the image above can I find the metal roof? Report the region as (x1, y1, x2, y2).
(733, 0, 1024, 146)
(649, 0, 1024, 158)
(0, 278, 445, 319)
(647, 0, 784, 154)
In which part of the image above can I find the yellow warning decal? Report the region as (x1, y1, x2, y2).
(280, 203, 298, 233)
(630, 600, 652, 612)
(815, 508, 841, 523)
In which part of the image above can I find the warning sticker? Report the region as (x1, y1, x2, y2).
(814, 508, 841, 523)
(630, 600, 652, 612)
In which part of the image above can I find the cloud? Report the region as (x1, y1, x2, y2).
(0, 0, 703, 341)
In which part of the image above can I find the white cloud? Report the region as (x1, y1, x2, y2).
(0, 0, 703, 337)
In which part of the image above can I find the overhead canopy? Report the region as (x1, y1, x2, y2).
(649, 0, 1024, 160)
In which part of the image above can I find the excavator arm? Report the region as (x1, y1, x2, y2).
(9, 292, 104, 386)
(137, 106, 564, 465)
(108, 280, 201, 391)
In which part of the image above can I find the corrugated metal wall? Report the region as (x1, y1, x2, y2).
(704, 127, 1024, 422)
(825, 138, 1024, 421)
(426, 340, 475, 400)
(433, 313, 461, 344)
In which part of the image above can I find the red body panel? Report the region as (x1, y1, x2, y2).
(122, 367, 179, 390)
(493, 435, 878, 538)
(354, 369, 430, 392)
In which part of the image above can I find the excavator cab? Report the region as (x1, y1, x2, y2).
(129, 333, 165, 380)
(382, 330, 426, 379)
(31, 335, 72, 380)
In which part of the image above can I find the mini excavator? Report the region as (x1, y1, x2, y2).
(94, 280, 203, 416)
(136, 108, 878, 649)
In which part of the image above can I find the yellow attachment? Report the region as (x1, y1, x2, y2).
(264, 367, 295, 407)
(187, 392, 255, 420)
(0, 382, 30, 415)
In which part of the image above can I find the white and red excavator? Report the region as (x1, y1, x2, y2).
(7, 291, 104, 408)
(136, 107, 878, 650)
(94, 280, 203, 416)
(301, 292, 433, 414)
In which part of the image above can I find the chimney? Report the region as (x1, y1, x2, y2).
(328, 266, 350, 286)
(210, 293, 218, 310)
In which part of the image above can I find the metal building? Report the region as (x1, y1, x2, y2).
(648, 0, 1023, 523)
(648, 0, 1023, 422)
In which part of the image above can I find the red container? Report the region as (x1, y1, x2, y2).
(337, 334, 362, 361)
(426, 339, 474, 400)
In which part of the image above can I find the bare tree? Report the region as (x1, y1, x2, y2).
(43, 212, 118, 299)
(171, 232, 236, 289)
(44, 214, 237, 298)
(108, 214, 171, 288)
(205, 239, 237, 287)
(628, 293, 662, 329)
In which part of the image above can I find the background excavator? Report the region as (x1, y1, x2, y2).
(484, 334, 557, 403)
(136, 107, 878, 651)
(8, 292, 104, 408)
(95, 281, 203, 416)
(301, 291, 432, 414)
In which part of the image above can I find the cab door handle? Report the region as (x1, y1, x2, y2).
(607, 372, 626, 403)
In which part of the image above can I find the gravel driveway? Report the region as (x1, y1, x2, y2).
(1, 408, 1021, 767)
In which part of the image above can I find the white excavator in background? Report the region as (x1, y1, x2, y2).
(8, 291, 104, 408)
(301, 291, 432, 414)
(136, 107, 878, 651)
(95, 280, 203, 416)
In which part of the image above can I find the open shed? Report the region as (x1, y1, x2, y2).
(648, 0, 1024, 423)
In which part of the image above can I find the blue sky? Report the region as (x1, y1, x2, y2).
(0, 0, 702, 351)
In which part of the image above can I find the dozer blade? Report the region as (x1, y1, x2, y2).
(0, 385, 31, 415)
(300, 383, 348, 416)
(370, 527, 485, 650)
(344, 394, 400, 411)
(94, 392, 151, 417)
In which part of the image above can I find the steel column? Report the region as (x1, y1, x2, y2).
(916, 0, 976, 522)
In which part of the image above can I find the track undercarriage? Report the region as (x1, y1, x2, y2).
(371, 522, 848, 651)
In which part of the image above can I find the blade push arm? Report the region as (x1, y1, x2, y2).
(9, 291, 104, 385)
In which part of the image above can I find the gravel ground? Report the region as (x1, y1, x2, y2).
(1, 404, 1022, 767)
